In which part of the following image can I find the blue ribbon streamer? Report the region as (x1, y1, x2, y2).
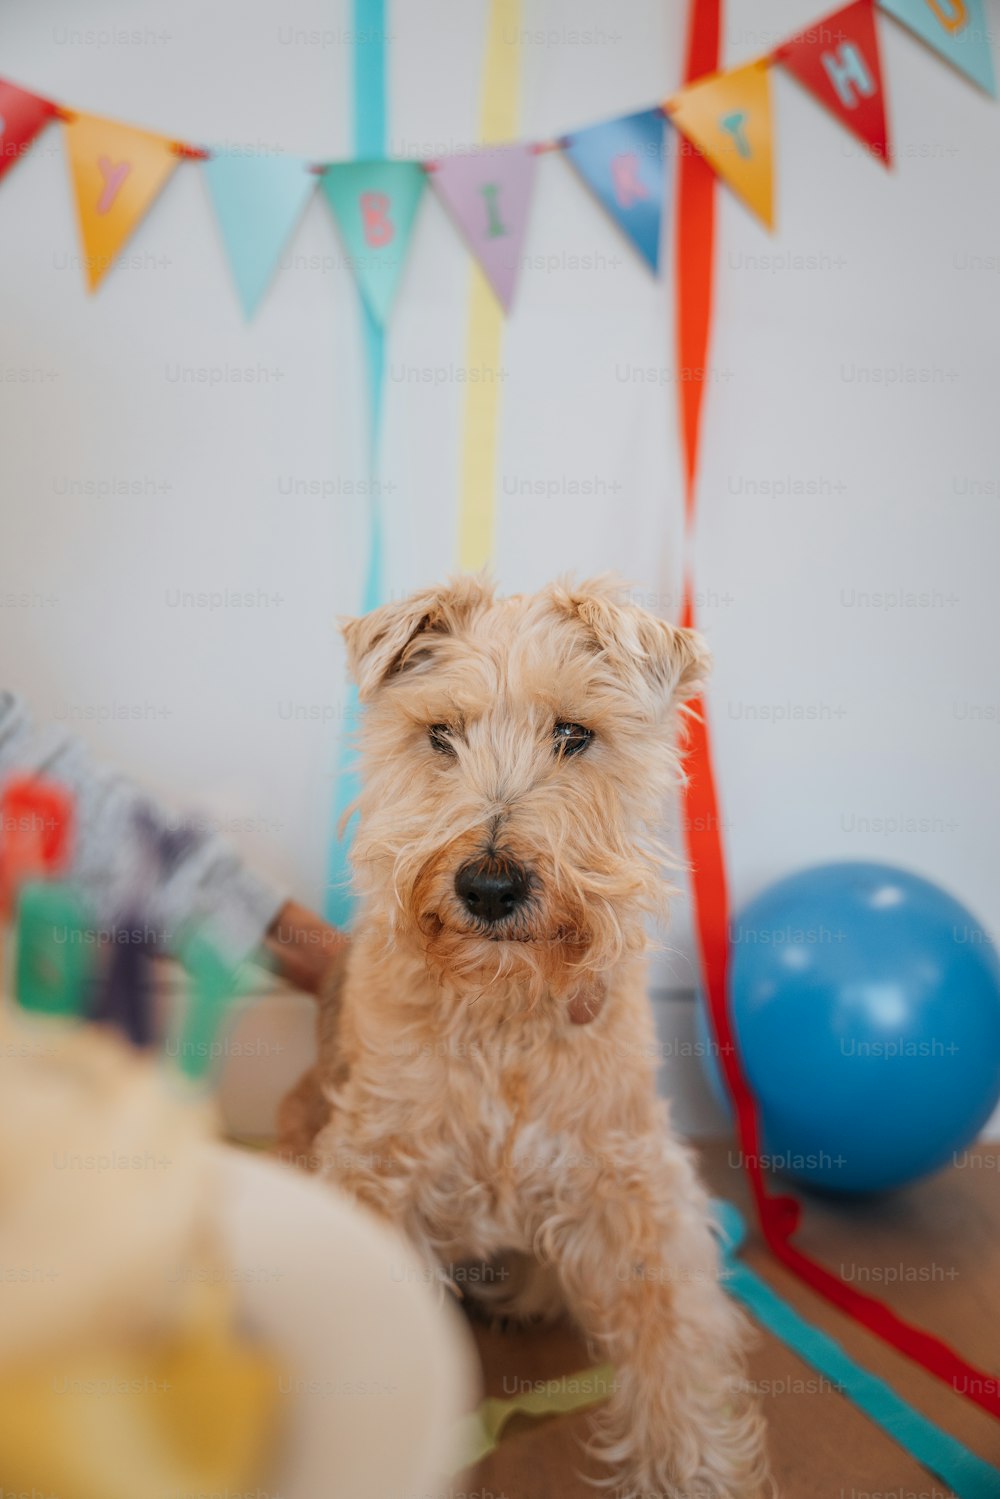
(324, 0, 387, 927)
(713, 1201, 1000, 1498)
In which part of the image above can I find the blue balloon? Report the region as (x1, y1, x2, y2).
(697, 863, 1000, 1194)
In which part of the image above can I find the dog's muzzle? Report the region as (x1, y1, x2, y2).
(454, 852, 530, 927)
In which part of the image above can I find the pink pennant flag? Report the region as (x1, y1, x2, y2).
(430, 144, 537, 311)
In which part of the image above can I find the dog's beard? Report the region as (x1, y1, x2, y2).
(415, 910, 596, 1006)
(355, 807, 666, 1008)
(400, 844, 652, 1007)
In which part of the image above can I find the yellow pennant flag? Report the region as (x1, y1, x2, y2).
(64, 114, 179, 290)
(669, 59, 774, 228)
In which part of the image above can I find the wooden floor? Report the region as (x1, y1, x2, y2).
(451, 1142, 1000, 1498)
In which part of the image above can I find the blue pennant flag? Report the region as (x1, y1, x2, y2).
(878, 0, 995, 96)
(563, 107, 671, 273)
(203, 149, 317, 319)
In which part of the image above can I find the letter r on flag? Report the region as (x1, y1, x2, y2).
(610, 152, 650, 209)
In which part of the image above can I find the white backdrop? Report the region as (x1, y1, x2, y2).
(2, 0, 1000, 1018)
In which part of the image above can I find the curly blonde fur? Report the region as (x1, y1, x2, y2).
(280, 576, 771, 1498)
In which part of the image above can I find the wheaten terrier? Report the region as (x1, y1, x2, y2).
(280, 576, 770, 1498)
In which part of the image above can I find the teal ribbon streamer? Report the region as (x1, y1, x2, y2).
(713, 1201, 1000, 1498)
(324, 0, 387, 927)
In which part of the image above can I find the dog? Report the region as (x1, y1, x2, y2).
(279, 576, 771, 1498)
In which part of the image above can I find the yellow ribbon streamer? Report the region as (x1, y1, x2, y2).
(457, 0, 521, 571)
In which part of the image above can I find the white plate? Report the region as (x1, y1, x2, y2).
(208, 1144, 479, 1499)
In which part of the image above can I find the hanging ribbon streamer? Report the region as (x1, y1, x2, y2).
(675, 0, 1000, 1428)
(324, 0, 389, 927)
(715, 1202, 1000, 1497)
(456, 0, 522, 571)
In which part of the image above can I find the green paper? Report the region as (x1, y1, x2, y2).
(453, 1362, 616, 1469)
(14, 881, 93, 1017)
(174, 930, 246, 1082)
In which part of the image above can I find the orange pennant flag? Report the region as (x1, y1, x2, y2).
(64, 114, 179, 290)
(668, 59, 774, 228)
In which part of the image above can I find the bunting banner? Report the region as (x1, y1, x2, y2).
(321, 159, 426, 325)
(778, 0, 891, 164)
(431, 143, 537, 311)
(0, 80, 54, 184)
(203, 150, 316, 319)
(563, 107, 671, 272)
(63, 113, 179, 291)
(878, 0, 995, 95)
(669, 58, 775, 227)
(0, 0, 995, 300)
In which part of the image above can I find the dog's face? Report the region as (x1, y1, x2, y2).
(342, 577, 708, 1000)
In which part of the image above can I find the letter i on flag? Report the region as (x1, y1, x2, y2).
(878, 0, 995, 95)
(0, 79, 55, 182)
(778, 0, 891, 165)
(669, 59, 775, 228)
(563, 108, 671, 272)
(64, 114, 179, 290)
(321, 160, 426, 324)
(431, 144, 538, 311)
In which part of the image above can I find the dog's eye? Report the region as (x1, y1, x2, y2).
(428, 723, 456, 757)
(553, 721, 593, 758)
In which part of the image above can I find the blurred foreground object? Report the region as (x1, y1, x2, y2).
(0, 695, 347, 989)
(0, 1008, 475, 1498)
(0, 1011, 280, 1499)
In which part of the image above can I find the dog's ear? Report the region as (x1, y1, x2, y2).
(341, 576, 493, 700)
(552, 577, 710, 708)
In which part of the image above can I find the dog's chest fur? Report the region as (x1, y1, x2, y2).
(327, 942, 661, 1257)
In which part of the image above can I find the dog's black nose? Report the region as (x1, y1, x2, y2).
(455, 855, 529, 926)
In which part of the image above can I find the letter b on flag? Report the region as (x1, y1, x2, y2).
(360, 191, 394, 248)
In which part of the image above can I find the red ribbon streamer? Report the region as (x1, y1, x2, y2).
(676, 0, 1000, 1425)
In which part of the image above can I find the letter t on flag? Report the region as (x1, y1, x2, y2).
(668, 59, 775, 228)
(778, 0, 891, 165)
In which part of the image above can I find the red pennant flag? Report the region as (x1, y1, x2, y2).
(777, 0, 891, 166)
(0, 79, 56, 183)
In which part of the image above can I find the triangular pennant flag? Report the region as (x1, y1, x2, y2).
(204, 150, 316, 318)
(64, 114, 179, 291)
(563, 108, 670, 272)
(779, 0, 891, 165)
(668, 59, 775, 228)
(321, 160, 425, 325)
(0, 79, 55, 183)
(878, 0, 995, 95)
(431, 144, 537, 311)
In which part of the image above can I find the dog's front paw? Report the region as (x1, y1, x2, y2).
(586, 1365, 773, 1499)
